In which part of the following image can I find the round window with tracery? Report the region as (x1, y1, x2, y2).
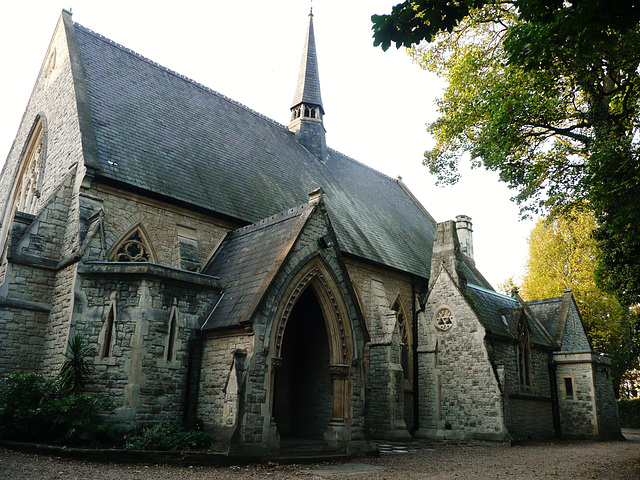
(435, 308, 454, 332)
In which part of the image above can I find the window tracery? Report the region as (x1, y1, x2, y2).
(14, 120, 44, 216)
(110, 227, 155, 262)
(435, 307, 454, 332)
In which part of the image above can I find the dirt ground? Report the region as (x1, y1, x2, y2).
(1, 430, 639, 480)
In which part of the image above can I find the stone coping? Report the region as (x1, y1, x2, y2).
(553, 351, 611, 365)
(78, 262, 221, 289)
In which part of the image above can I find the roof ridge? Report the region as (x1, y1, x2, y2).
(74, 23, 429, 196)
(327, 147, 397, 182)
(525, 296, 564, 305)
(73, 23, 288, 131)
(468, 283, 516, 302)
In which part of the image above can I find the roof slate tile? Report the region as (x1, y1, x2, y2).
(73, 23, 437, 280)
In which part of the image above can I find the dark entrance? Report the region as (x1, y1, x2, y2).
(273, 287, 332, 439)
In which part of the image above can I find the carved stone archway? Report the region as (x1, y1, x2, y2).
(268, 256, 355, 450)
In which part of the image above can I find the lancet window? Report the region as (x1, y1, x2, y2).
(100, 300, 117, 359)
(517, 319, 532, 391)
(14, 121, 44, 215)
(392, 296, 411, 382)
(165, 307, 179, 362)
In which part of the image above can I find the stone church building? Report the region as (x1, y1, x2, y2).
(0, 10, 621, 455)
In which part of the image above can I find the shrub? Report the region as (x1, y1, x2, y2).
(0, 372, 57, 441)
(49, 394, 114, 446)
(618, 398, 640, 428)
(125, 423, 211, 451)
(0, 372, 114, 446)
(106, 422, 138, 447)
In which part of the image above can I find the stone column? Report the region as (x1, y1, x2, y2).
(324, 364, 350, 452)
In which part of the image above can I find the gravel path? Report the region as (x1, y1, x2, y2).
(1, 431, 639, 479)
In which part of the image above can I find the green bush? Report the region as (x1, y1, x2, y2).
(106, 421, 138, 447)
(618, 398, 640, 428)
(49, 394, 114, 446)
(0, 372, 58, 441)
(0, 372, 113, 446)
(125, 422, 212, 451)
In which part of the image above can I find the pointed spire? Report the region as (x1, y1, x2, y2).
(291, 9, 324, 114)
(288, 7, 327, 161)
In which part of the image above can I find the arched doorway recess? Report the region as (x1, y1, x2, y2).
(268, 259, 354, 449)
(273, 287, 332, 438)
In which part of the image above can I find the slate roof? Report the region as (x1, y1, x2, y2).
(71, 23, 437, 280)
(201, 202, 315, 331)
(526, 297, 564, 342)
(461, 256, 493, 290)
(465, 284, 517, 339)
(465, 284, 555, 347)
(291, 13, 323, 111)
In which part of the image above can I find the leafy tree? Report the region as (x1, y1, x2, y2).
(372, 1, 640, 305)
(520, 211, 640, 395)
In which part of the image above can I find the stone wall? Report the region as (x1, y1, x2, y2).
(197, 332, 254, 450)
(416, 267, 508, 441)
(72, 264, 220, 422)
(492, 341, 555, 441)
(555, 352, 621, 439)
(345, 259, 415, 437)
(93, 185, 235, 270)
(0, 306, 49, 373)
(555, 354, 597, 437)
(593, 359, 622, 438)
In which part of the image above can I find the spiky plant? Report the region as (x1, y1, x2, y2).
(58, 335, 93, 395)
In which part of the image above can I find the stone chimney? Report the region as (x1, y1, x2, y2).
(430, 220, 467, 290)
(455, 215, 474, 261)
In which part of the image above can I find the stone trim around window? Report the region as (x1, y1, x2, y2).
(434, 307, 455, 332)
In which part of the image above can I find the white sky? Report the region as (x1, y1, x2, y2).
(0, 0, 535, 288)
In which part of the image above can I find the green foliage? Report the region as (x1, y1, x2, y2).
(618, 398, 640, 429)
(520, 210, 640, 395)
(49, 394, 114, 446)
(372, 1, 488, 51)
(0, 372, 113, 446)
(58, 334, 93, 395)
(106, 421, 138, 447)
(497, 277, 518, 297)
(124, 423, 211, 451)
(373, 0, 640, 305)
(0, 373, 58, 441)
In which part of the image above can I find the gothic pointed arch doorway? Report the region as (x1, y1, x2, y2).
(273, 286, 332, 438)
(268, 257, 354, 449)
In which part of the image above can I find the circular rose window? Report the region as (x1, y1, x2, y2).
(435, 308, 454, 332)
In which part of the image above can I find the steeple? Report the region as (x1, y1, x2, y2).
(288, 8, 327, 161)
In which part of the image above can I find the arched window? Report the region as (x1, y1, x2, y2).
(392, 296, 411, 382)
(14, 120, 44, 215)
(109, 225, 156, 263)
(517, 319, 532, 391)
(165, 306, 179, 362)
(100, 297, 117, 359)
(0, 117, 47, 257)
